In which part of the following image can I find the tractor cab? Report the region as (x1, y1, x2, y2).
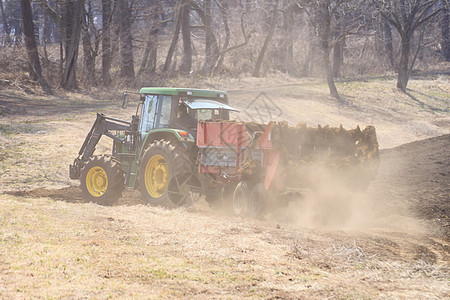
(137, 88, 238, 138)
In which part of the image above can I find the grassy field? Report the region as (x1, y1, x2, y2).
(0, 75, 449, 298)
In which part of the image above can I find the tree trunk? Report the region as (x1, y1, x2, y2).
(317, 2, 338, 98)
(0, 0, 11, 43)
(138, 1, 159, 76)
(213, 1, 230, 73)
(203, 0, 219, 75)
(61, 0, 85, 91)
(332, 14, 343, 79)
(332, 40, 343, 78)
(63, 0, 74, 58)
(102, 0, 112, 85)
(163, 1, 182, 73)
(324, 46, 339, 98)
(397, 35, 410, 92)
(384, 20, 395, 68)
(40, 0, 49, 62)
(179, 0, 192, 75)
(110, 2, 120, 76)
(303, 30, 317, 76)
(32, 1, 40, 45)
(82, 9, 95, 86)
(20, 0, 51, 93)
(55, 0, 63, 77)
(119, 0, 135, 81)
(442, 6, 450, 61)
(252, 0, 278, 77)
(283, 2, 294, 75)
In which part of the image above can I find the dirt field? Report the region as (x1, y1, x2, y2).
(0, 76, 449, 298)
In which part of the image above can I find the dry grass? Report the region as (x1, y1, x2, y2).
(0, 76, 449, 298)
(2, 203, 448, 299)
(1, 193, 448, 298)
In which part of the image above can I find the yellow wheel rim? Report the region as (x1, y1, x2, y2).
(145, 155, 169, 198)
(86, 166, 108, 197)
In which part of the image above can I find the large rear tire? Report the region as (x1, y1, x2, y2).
(80, 155, 124, 205)
(139, 140, 198, 208)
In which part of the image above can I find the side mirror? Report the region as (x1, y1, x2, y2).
(122, 92, 129, 109)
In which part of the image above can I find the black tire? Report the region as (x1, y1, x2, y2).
(248, 183, 267, 218)
(232, 181, 250, 216)
(138, 140, 195, 208)
(80, 155, 124, 205)
(167, 172, 202, 208)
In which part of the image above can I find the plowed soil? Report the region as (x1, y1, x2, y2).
(0, 77, 449, 298)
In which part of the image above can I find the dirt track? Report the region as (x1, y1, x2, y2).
(0, 78, 449, 298)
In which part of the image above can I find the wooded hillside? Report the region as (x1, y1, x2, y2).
(1, 0, 449, 96)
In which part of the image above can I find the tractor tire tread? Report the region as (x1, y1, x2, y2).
(80, 155, 124, 205)
(139, 140, 193, 208)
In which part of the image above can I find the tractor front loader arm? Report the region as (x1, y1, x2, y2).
(69, 113, 132, 179)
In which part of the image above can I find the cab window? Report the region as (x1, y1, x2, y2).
(158, 96, 172, 128)
(196, 109, 211, 120)
(195, 109, 221, 120)
(140, 95, 157, 136)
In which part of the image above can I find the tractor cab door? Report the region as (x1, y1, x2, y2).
(139, 95, 175, 138)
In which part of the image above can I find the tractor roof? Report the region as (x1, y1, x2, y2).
(139, 87, 227, 99)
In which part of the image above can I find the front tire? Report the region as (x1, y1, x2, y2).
(80, 155, 124, 205)
(139, 140, 195, 207)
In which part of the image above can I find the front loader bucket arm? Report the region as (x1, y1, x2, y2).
(69, 113, 131, 179)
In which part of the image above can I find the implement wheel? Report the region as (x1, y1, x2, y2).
(232, 181, 250, 216)
(248, 183, 267, 218)
(80, 155, 124, 205)
(139, 140, 197, 207)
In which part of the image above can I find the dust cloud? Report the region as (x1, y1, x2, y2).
(265, 152, 432, 238)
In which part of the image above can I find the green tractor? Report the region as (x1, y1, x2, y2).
(69, 88, 237, 207)
(71, 87, 379, 217)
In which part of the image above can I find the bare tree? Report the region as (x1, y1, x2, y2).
(81, 1, 100, 87)
(373, 0, 444, 91)
(303, 0, 369, 98)
(1, 0, 11, 43)
(442, 2, 450, 61)
(20, 0, 51, 93)
(61, 0, 85, 91)
(190, 0, 250, 75)
(119, 0, 135, 81)
(253, 0, 279, 77)
(214, 1, 251, 73)
(163, 2, 182, 73)
(332, 12, 344, 78)
(102, 0, 112, 85)
(382, 18, 395, 68)
(202, 0, 219, 74)
(138, 0, 160, 76)
(179, 0, 192, 75)
(281, 0, 299, 75)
